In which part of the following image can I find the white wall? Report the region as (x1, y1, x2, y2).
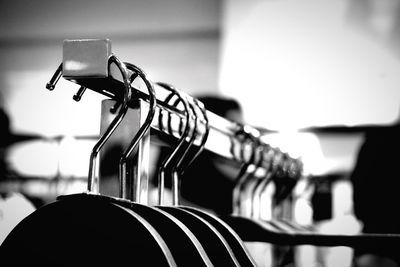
(220, 0, 400, 131)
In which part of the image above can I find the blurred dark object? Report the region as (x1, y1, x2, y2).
(1, 108, 38, 244)
(0, 108, 41, 149)
(196, 95, 243, 122)
(350, 123, 400, 264)
(299, 124, 396, 134)
(1, 108, 42, 183)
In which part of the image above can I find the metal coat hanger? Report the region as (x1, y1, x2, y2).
(160, 89, 243, 266)
(218, 135, 296, 267)
(154, 82, 242, 266)
(250, 145, 276, 220)
(118, 61, 156, 202)
(111, 64, 215, 267)
(232, 127, 259, 216)
(254, 148, 284, 220)
(173, 96, 257, 267)
(238, 142, 265, 217)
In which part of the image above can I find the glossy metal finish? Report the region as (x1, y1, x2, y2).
(56, 39, 303, 180)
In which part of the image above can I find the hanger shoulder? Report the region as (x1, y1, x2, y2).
(158, 206, 245, 267)
(0, 193, 176, 266)
(180, 206, 257, 267)
(122, 202, 214, 267)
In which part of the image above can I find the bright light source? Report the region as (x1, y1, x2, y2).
(220, 0, 400, 131)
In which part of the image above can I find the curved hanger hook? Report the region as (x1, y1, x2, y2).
(241, 142, 265, 216)
(177, 97, 210, 174)
(155, 82, 193, 205)
(232, 128, 259, 215)
(118, 62, 157, 200)
(156, 89, 207, 206)
(256, 148, 285, 218)
(87, 54, 133, 194)
(159, 90, 197, 205)
(170, 93, 200, 205)
(236, 139, 265, 217)
(250, 145, 276, 218)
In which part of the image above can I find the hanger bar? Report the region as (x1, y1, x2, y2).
(67, 75, 244, 159)
(57, 39, 303, 177)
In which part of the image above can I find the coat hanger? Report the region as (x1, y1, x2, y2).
(232, 126, 259, 216)
(118, 61, 156, 202)
(154, 82, 242, 266)
(253, 148, 284, 220)
(113, 64, 214, 267)
(0, 54, 177, 267)
(170, 95, 257, 267)
(219, 142, 400, 265)
(250, 145, 276, 220)
(238, 143, 266, 218)
(270, 152, 298, 210)
(218, 131, 293, 249)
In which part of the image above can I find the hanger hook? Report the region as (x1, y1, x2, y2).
(155, 87, 198, 205)
(118, 62, 157, 201)
(245, 143, 265, 215)
(87, 54, 133, 194)
(155, 82, 193, 206)
(176, 97, 210, 174)
(155, 88, 184, 203)
(232, 127, 259, 215)
(169, 92, 199, 205)
(237, 139, 265, 216)
(251, 144, 275, 218)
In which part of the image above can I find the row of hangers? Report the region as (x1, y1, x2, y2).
(0, 47, 301, 266)
(2, 39, 398, 266)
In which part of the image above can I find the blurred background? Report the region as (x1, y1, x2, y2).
(1, 0, 400, 264)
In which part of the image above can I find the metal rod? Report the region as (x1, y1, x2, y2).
(60, 61, 303, 179)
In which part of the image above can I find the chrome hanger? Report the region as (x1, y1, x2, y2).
(119, 62, 156, 202)
(87, 54, 133, 194)
(250, 145, 275, 219)
(252, 147, 284, 220)
(174, 97, 257, 267)
(238, 142, 265, 217)
(154, 85, 243, 266)
(232, 127, 259, 215)
(91, 73, 215, 267)
(155, 82, 194, 206)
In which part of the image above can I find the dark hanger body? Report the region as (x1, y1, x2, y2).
(0, 193, 176, 266)
(180, 206, 257, 267)
(113, 198, 214, 267)
(157, 205, 241, 267)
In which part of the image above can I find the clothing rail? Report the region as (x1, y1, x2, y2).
(46, 39, 303, 179)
